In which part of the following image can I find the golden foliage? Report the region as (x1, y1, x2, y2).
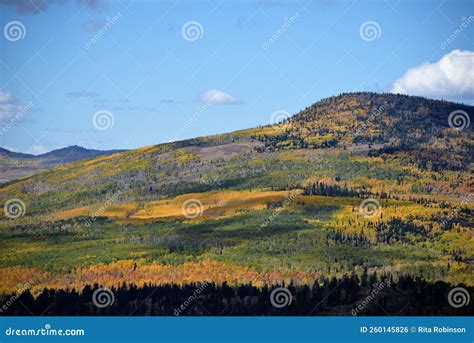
(0, 259, 320, 295)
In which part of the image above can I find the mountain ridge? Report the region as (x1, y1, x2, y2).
(0, 145, 126, 159)
(0, 145, 126, 183)
(0, 92, 472, 213)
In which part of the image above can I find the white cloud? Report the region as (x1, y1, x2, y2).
(0, 90, 23, 122)
(391, 50, 474, 101)
(67, 90, 99, 98)
(0, 90, 12, 102)
(200, 89, 241, 105)
(2, 145, 20, 153)
(31, 145, 48, 155)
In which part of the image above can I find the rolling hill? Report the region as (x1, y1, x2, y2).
(1, 92, 472, 213)
(0, 92, 472, 310)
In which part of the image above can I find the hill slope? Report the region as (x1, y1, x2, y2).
(0, 92, 472, 294)
(0, 92, 472, 213)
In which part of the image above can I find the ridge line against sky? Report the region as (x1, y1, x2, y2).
(0, 0, 473, 154)
(2, 90, 474, 156)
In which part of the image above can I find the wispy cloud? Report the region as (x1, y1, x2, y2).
(0, 90, 25, 122)
(76, 0, 105, 11)
(81, 19, 106, 32)
(236, 16, 263, 30)
(0, 0, 107, 15)
(31, 145, 48, 155)
(111, 106, 157, 112)
(46, 127, 92, 134)
(2, 145, 21, 153)
(0, 0, 51, 15)
(200, 89, 242, 105)
(258, 0, 297, 8)
(67, 90, 100, 98)
(391, 50, 474, 101)
(160, 98, 176, 104)
(0, 90, 11, 103)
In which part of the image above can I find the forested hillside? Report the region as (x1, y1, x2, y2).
(0, 93, 472, 315)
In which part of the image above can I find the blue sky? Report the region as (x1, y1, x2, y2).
(0, 0, 473, 154)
